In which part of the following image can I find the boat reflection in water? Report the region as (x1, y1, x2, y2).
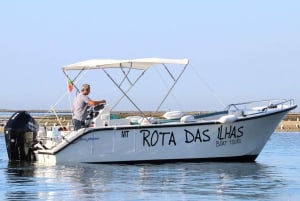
(4, 162, 284, 200)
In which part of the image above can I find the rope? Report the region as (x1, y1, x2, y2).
(154, 67, 184, 111)
(190, 64, 226, 108)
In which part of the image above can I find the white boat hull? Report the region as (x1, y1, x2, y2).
(35, 107, 292, 164)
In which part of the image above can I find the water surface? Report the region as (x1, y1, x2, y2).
(0, 133, 299, 200)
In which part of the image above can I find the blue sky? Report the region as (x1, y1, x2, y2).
(0, 0, 299, 112)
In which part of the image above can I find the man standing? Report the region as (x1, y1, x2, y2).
(72, 84, 106, 130)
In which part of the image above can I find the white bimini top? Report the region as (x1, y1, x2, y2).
(62, 58, 189, 71)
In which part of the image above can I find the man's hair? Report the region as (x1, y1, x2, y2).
(81, 84, 90, 91)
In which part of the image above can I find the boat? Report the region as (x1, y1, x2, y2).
(4, 58, 297, 164)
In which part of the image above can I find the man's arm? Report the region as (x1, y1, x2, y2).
(88, 99, 106, 106)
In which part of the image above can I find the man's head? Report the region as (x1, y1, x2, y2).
(81, 84, 90, 95)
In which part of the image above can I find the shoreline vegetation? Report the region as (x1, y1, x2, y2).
(0, 110, 299, 133)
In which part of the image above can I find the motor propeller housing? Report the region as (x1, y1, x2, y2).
(4, 111, 38, 161)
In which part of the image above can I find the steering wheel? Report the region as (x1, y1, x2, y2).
(93, 104, 105, 112)
(86, 104, 105, 120)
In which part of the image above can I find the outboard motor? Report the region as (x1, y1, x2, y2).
(4, 111, 39, 161)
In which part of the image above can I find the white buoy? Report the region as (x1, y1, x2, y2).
(180, 115, 195, 123)
(218, 114, 238, 124)
(163, 111, 183, 120)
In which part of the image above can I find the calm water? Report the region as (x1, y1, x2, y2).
(0, 133, 299, 201)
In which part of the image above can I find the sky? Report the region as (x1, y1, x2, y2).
(0, 0, 299, 112)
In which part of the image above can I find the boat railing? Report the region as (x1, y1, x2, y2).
(225, 99, 295, 116)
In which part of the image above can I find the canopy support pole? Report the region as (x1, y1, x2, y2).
(111, 68, 147, 111)
(102, 68, 148, 118)
(63, 69, 85, 94)
(155, 63, 189, 111)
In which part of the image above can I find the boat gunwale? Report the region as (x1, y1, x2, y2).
(36, 105, 296, 157)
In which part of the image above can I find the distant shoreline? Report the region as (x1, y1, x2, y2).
(1, 111, 299, 133)
(0, 109, 70, 113)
